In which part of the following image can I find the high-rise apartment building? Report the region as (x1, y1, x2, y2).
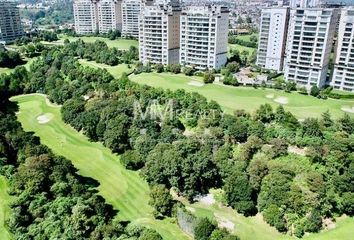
(332, 8, 354, 92)
(97, 0, 122, 33)
(179, 5, 229, 70)
(122, 0, 153, 38)
(284, 8, 339, 88)
(73, 0, 99, 34)
(256, 7, 289, 71)
(138, 0, 181, 64)
(0, 1, 23, 44)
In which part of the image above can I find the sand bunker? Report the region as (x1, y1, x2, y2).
(266, 94, 274, 99)
(196, 194, 216, 206)
(341, 106, 354, 113)
(37, 113, 54, 124)
(274, 96, 288, 104)
(188, 80, 204, 87)
(215, 214, 235, 231)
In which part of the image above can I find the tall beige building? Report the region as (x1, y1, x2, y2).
(0, 1, 23, 43)
(332, 8, 354, 92)
(97, 0, 122, 33)
(179, 5, 229, 70)
(139, 0, 181, 64)
(73, 0, 99, 34)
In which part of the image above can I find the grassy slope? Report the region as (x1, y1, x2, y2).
(129, 72, 354, 119)
(42, 35, 139, 50)
(11, 94, 190, 240)
(0, 177, 11, 240)
(78, 59, 134, 77)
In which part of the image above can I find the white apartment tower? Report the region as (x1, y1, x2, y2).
(122, 0, 153, 38)
(256, 7, 289, 72)
(73, 0, 99, 34)
(332, 8, 354, 92)
(284, 8, 339, 88)
(97, 0, 122, 33)
(179, 5, 229, 70)
(139, 1, 181, 64)
(0, 1, 23, 44)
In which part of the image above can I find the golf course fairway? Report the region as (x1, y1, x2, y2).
(10, 94, 354, 240)
(11, 94, 190, 240)
(0, 176, 11, 240)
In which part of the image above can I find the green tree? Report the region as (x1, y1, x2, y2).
(203, 71, 215, 84)
(194, 218, 216, 240)
(149, 184, 175, 218)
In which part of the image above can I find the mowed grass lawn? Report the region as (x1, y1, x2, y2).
(42, 35, 139, 50)
(79, 59, 134, 76)
(129, 72, 354, 119)
(0, 177, 11, 240)
(228, 44, 256, 56)
(11, 94, 190, 240)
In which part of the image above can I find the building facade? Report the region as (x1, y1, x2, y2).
(179, 5, 229, 70)
(0, 1, 23, 44)
(139, 1, 181, 64)
(73, 0, 99, 34)
(256, 7, 289, 72)
(97, 0, 122, 33)
(284, 8, 339, 88)
(332, 8, 354, 92)
(122, 0, 153, 38)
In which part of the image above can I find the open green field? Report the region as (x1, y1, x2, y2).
(11, 94, 190, 240)
(0, 177, 11, 240)
(129, 72, 354, 119)
(42, 34, 139, 50)
(79, 59, 134, 76)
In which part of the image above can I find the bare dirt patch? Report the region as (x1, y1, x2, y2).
(188, 80, 204, 87)
(274, 96, 288, 104)
(341, 106, 354, 113)
(214, 213, 235, 231)
(37, 113, 54, 124)
(195, 193, 216, 206)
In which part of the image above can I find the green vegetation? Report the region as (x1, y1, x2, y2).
(0, 177, 11, 240)
(129, 72, 354, 119)
(228, 44, 255, 57)
(2, 41, 354, 240)
(235, 33, 259, 43)
(44, 34, 139, 50)
(79, 59, 134, 76)
(11, 94, 189, 240)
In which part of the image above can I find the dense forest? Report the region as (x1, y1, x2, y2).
(1, 43, 354, 239)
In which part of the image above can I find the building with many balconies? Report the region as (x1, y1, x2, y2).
(179, 5, 229, 70)
(256, 7, 289, 71)
(0, 1, 23, 44)
(73, 0, 99, 34)
(332, 8, 354, 92)
(97, 0, 122, 33)
(122, 0, 153, 38)
(284, 8, 339, 88)
(138, 0, 181, 64)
